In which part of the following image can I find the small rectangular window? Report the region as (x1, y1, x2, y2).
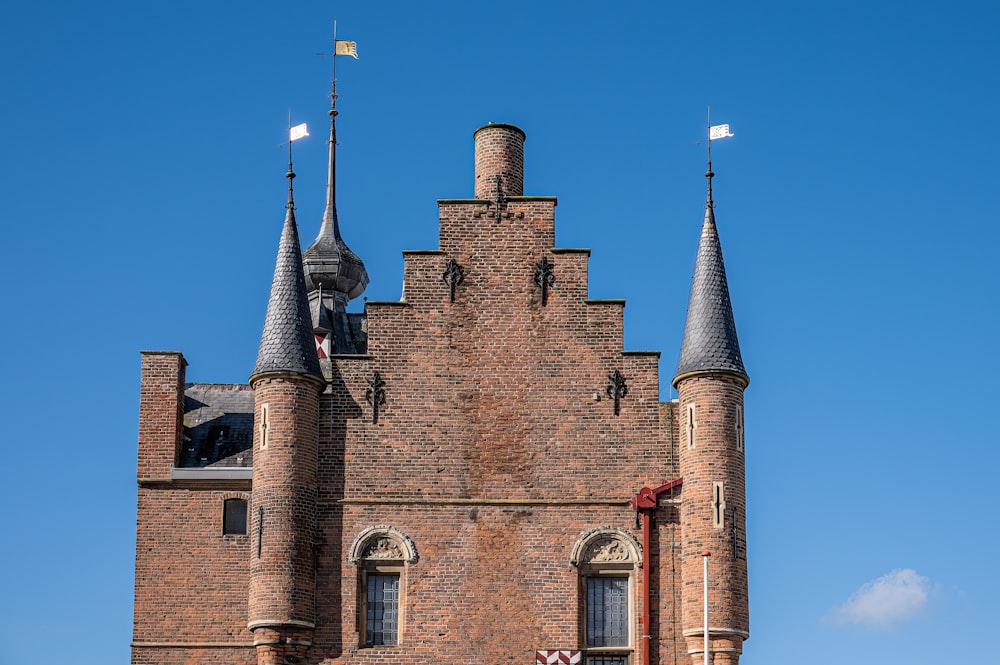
(586, 577, 628, 648)
(223, 498, 248, 535)
(366, 573, 399, 646)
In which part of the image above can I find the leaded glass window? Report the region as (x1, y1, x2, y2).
(366, 573, 399, 646)
(586, 577, 628, 647)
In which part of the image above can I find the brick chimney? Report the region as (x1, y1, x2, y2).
(473, 123, 525, 199)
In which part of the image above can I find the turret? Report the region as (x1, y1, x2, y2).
(248, 161, 325, 665)
(674, 158, 750, 665)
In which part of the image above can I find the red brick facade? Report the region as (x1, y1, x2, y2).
(134, 123, 749, 665)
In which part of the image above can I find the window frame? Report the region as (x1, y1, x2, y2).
(349, 526, 418, 649)
(221, 497, 248, 536)
(361, 565, 402, 647)
(571, 527, 642, 665)
(579, 563, 634, 664)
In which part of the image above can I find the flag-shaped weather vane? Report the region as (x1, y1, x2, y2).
(705, 107, 734, 207)
(283, 115, 310, 210)
(317, 21, 360, 116)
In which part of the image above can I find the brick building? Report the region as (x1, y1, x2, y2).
(133, 79, 751, 665)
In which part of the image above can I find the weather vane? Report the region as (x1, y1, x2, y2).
(705, 106, 734, 206)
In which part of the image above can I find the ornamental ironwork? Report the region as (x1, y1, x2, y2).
(533, 256, 555, 306)
(365, 372, 387, 424)
(441, 258, 465, 303)
(606, 370, 628, 416)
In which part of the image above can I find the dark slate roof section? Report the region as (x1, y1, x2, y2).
(181, 384, 254, 467)
(674, 204, 748, 385)
(303, 206, 370, 299)
(252, 206, 323, 380)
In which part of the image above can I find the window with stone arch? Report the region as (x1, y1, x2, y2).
(570, 527, 643, 665)
(349, 525, 418, 648)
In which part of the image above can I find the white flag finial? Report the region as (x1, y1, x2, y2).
(709, 124, 734, 141)
(289, 123, 309, 142)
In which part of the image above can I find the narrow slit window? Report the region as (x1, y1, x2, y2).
(259, 403, 270, 450)
(736, 405, 744, 452)
(223, 498, 248, 535)
(712, 482, 726, 530)
(687, 404, 696, 450)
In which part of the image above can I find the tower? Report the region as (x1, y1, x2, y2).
(247, 163, 326, 664)
(674, 160, 750, 664)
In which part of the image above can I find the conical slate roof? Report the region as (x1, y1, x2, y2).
(251, 204, 323, 381)
(673, 202, 748, 386)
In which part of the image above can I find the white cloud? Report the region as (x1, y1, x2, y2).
(824, 568, 930, 629)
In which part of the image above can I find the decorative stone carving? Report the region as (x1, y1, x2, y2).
(569, 526, 642, 569)
(362, 537, 403, 560)
(585, 537, 630, 564)
(348, 525, 419, 565)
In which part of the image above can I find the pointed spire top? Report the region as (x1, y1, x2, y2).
(303, 27, 369, 302)
(286, 123, 297, 210)
(674, 120, 747, 387)
(251, 168, 323, 384)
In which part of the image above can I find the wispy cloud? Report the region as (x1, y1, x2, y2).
(824, 569, 930, 629)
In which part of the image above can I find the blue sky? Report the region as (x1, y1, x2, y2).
(1, 1, 997, 663)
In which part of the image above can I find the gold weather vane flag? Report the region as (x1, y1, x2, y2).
(289, 123, 309, 142)
(335, 40, 359, 59)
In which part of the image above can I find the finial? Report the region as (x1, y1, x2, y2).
(704, 108, 734, 210)
(286, 119, 296, 210)
(329, 20, 339, 118)
(284, 115, 310, 210)
(317, 22, 359, 222)
(706, 106, 714, 209)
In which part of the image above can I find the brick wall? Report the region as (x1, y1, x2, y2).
(132, 488, 254, 662)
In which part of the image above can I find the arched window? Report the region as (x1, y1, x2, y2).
(349, 526, 418, 647)
(571, 527, 642, 665)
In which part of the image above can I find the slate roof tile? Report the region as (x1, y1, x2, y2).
(674, 203, 748, 384)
